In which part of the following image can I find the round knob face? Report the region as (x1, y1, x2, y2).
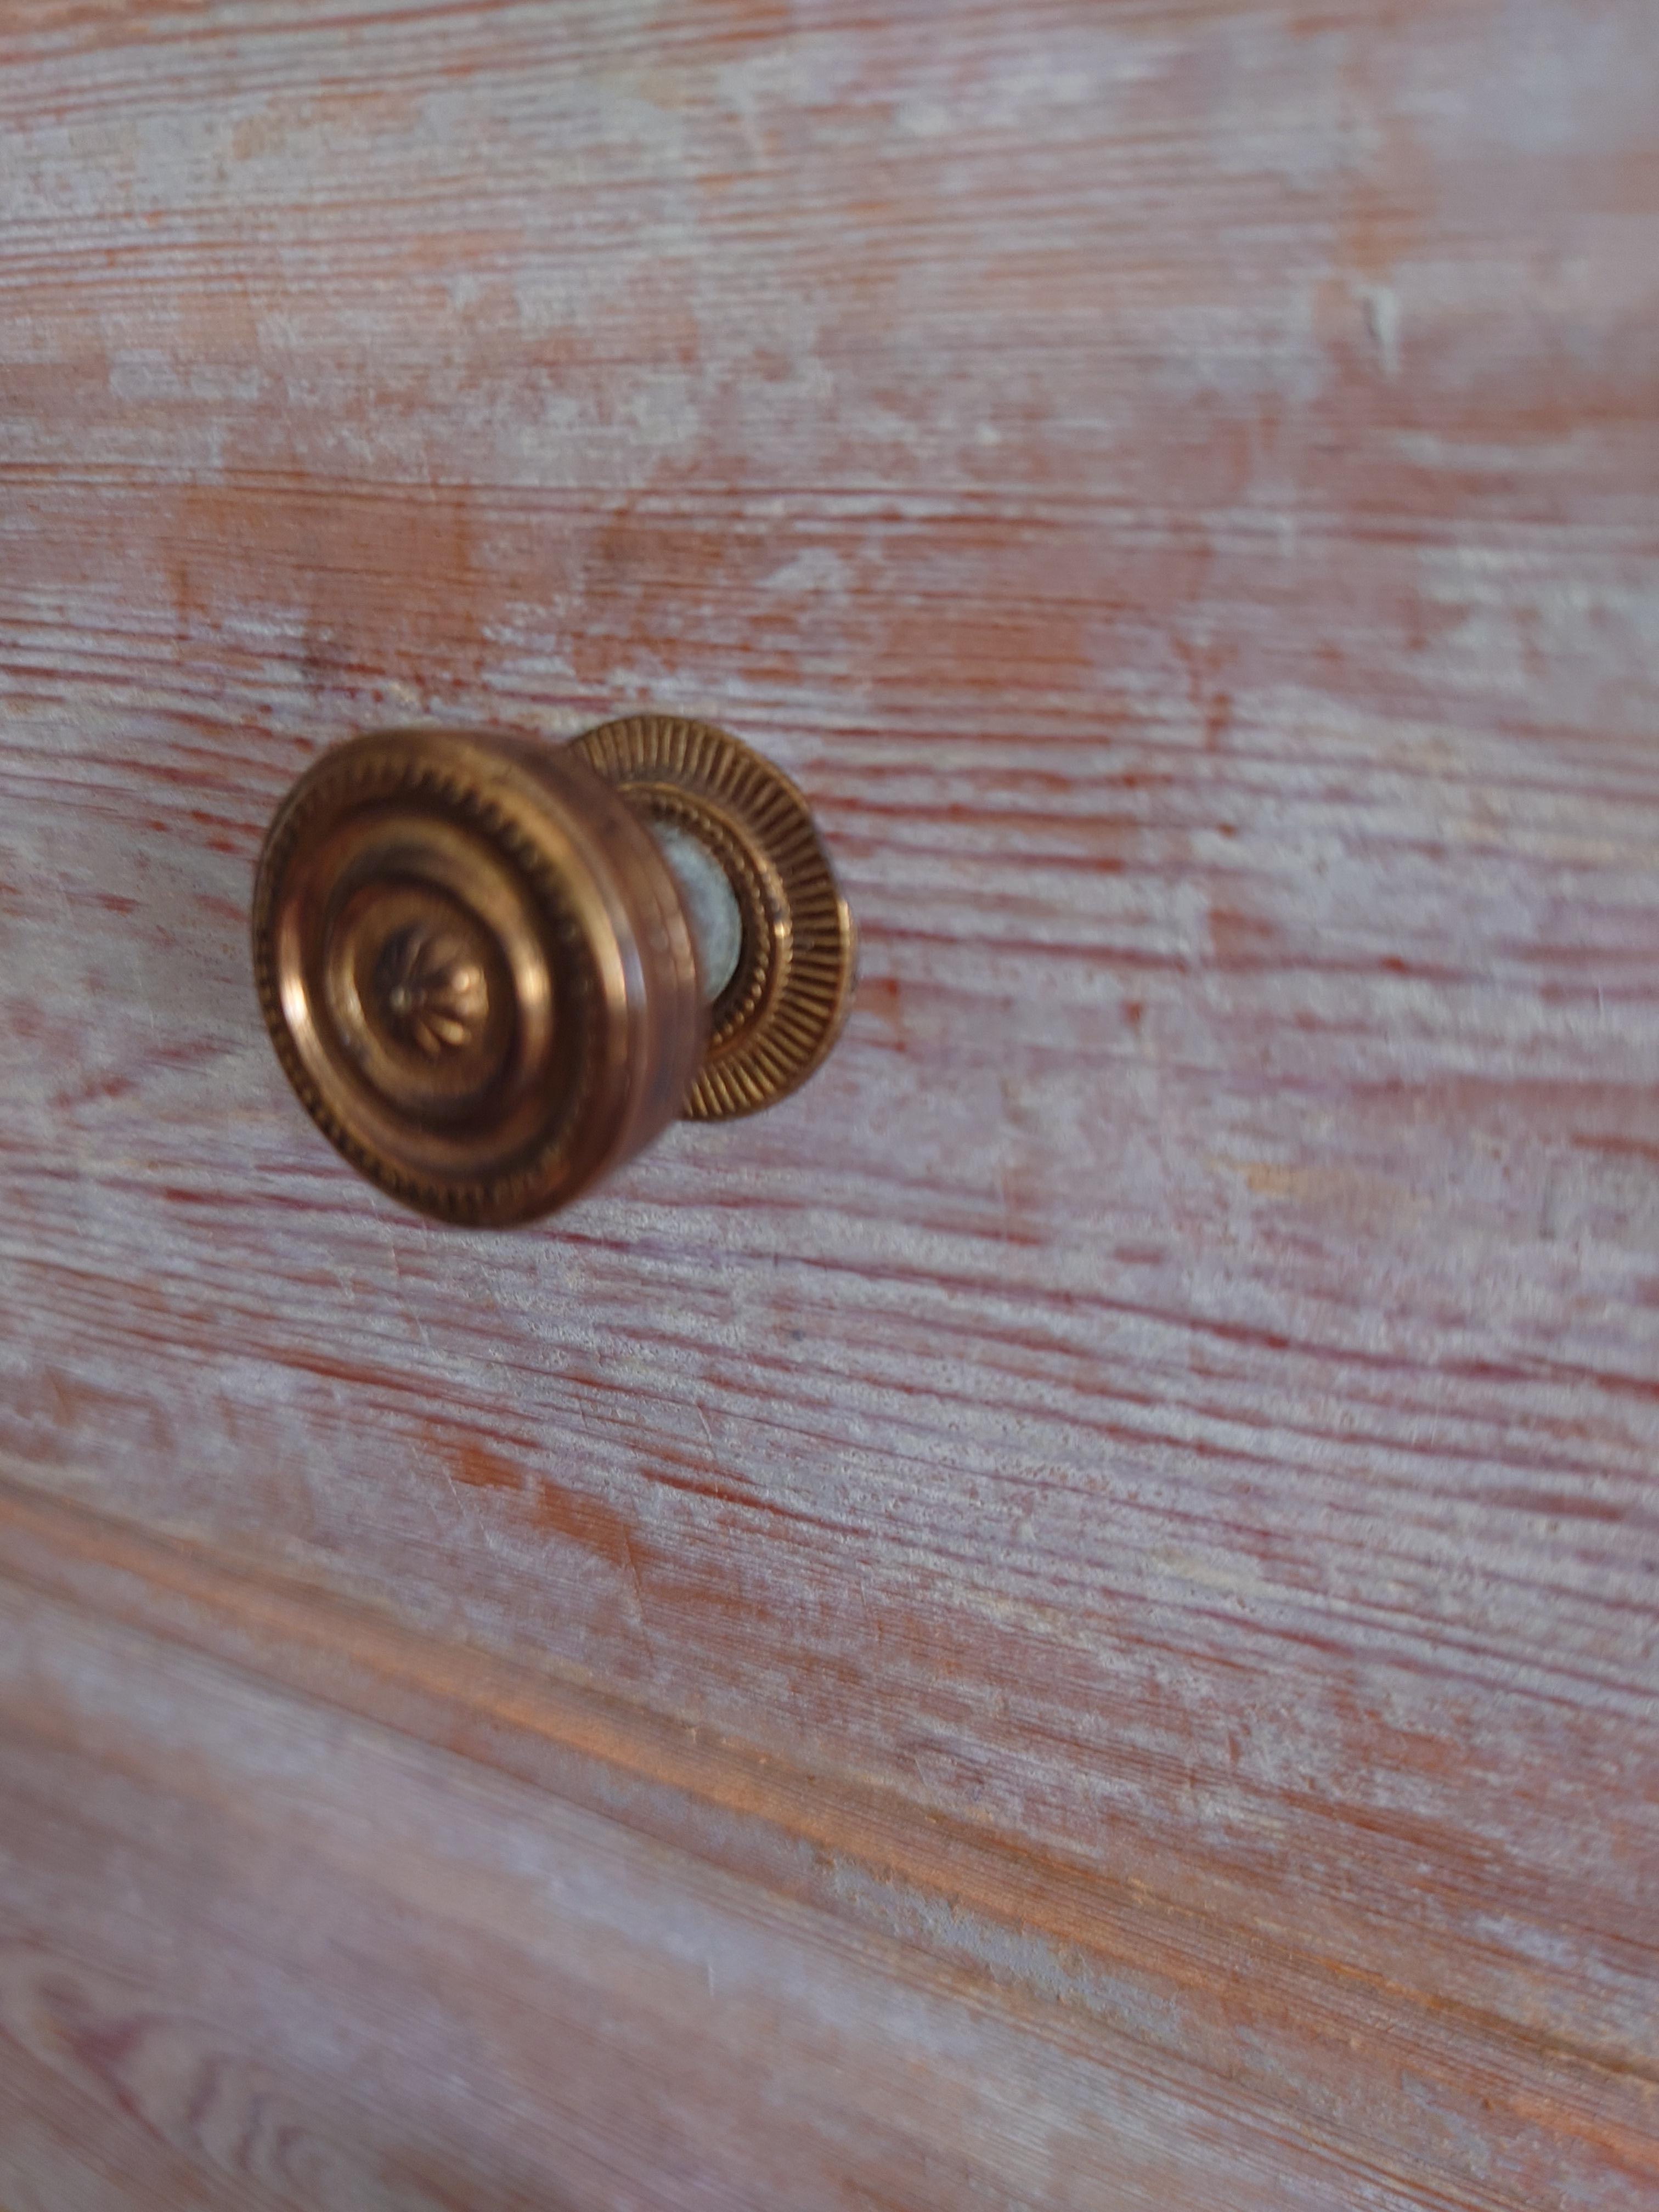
(252, 730, 703, 1226)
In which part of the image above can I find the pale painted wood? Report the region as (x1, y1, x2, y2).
(2, 0, 1657, 2204)
(9, 1554, 1649, 2212)
(4, 1478, 1650, 2211)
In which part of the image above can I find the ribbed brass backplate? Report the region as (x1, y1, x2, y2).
(573, 716, 857, 1120)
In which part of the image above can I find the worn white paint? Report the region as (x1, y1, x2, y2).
(1, 1, 1656, 2205)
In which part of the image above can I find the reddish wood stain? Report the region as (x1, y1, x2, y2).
(1, 1, 1657, 2206)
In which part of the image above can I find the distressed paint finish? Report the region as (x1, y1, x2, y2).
(1, 1, 1656, 2206)
(2, 1565, 1520, 2212)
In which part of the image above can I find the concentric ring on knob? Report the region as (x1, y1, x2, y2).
(252, 729, 703, 1225)
(573, 716, 856, 1120)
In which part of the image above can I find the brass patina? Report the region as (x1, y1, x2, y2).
(252, 719, 854, 1224)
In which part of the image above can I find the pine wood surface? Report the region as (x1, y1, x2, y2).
(1, 1, 1656, 2204)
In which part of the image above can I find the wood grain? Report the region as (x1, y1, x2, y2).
(2, 0, 1657, 2203)
(4, 1475, 1654, 2211)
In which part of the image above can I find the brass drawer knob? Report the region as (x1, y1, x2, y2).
(252, 718, 855, 1225)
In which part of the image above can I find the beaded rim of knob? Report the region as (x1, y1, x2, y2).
(573, 715, 857, 1121)
(251, 729, 703, 1226)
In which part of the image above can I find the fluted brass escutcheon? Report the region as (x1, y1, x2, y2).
(574, 717, 856, 1121)
(252, 720, 855, 1226)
